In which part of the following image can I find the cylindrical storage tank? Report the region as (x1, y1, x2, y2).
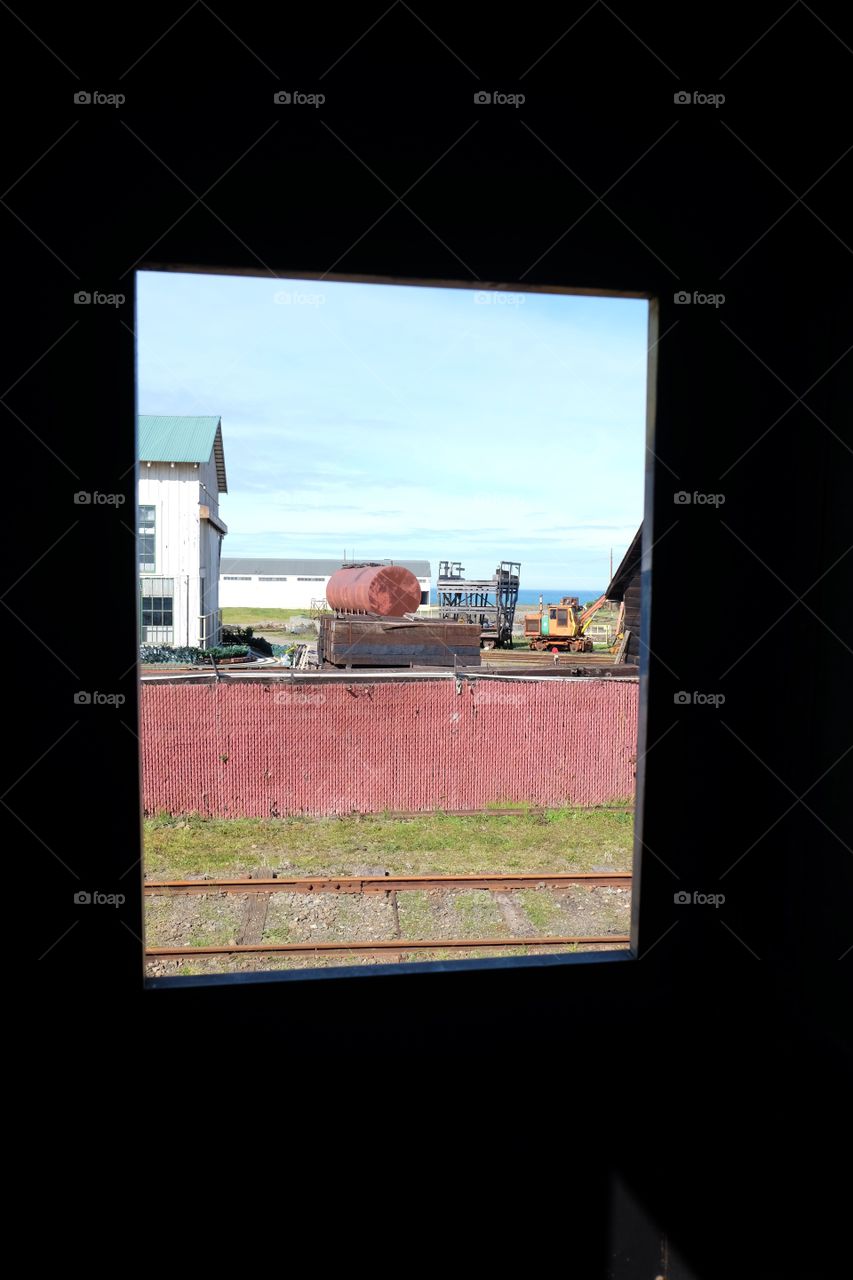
(326, 565, 422, 617)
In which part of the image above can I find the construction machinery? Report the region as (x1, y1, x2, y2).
(523, 594, 612, 653)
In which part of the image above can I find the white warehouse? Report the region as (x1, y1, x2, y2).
(138, 415, 228, 648)
(220, 558, 432, 612)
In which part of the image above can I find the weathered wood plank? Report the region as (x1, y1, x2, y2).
(321, 616, 482, 668)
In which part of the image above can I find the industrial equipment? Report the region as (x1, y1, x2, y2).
(523, 594, 610, 653)
(319, 561, 481, 669)
(436, 560, 521, 649)
(326, 563, 422, 617)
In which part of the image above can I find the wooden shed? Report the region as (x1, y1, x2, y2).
(606, 525, 642, 663)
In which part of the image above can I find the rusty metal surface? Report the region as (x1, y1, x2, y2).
(380, 805, 634, 817)
(326, 564, 422, 616)
(146, 935, 630, 958)
(145, 872, 632, 896)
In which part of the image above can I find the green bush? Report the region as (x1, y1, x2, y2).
(222, 625, 273, 656)
(140, 644, 251, 665)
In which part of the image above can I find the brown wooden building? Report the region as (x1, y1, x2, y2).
(606, 525, 642, 663)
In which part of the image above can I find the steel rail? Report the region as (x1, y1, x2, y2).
(146, 935, 630, 958)
(145, 872, 632, 896)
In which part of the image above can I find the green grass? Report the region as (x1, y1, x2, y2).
(222, 607, 317, 623)
(397, 890, 434, 938)
(262, 923, 292, 944)
(518, 889, 565, 931)
(452, 890, 505, 935)
(144, 807, 634, 879)
(187, 898, 237, 948)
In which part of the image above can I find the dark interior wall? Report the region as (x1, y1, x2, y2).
(7, 5, 851, 1272)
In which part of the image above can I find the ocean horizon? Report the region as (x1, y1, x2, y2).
(432, 587, 607, 606)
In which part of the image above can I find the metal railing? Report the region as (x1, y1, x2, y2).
(198, 609, 222, 649)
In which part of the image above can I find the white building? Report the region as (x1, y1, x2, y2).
(220, 558, 432, 612)
(138, 415, 228, 648)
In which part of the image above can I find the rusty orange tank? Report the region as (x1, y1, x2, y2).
(326, 564, 422, 617)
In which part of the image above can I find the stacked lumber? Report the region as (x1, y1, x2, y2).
(319, 616, 481, 668)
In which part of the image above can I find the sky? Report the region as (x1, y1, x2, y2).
(136, 271, 648, 590)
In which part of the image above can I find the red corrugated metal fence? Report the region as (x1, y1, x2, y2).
(141, 677, 638, 816)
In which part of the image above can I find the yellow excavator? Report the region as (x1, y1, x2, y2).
(523, 594, 616, 653)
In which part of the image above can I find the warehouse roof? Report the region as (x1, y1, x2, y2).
(138, 415, 227, 492)
(221, 557, 431, 577)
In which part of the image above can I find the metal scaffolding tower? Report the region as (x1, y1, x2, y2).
(436, 560, 521, 649)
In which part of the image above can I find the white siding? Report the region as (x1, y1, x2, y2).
(219, 573, 432, 612)
(138, 458, 226, 647)
(197, 453, 225, 645)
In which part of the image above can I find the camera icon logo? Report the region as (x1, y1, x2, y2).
(74, 291, 92, 305)
(74, 691, 92, 704)
(674, 290, 691, 304)
(673, 490, 692, 504)
(273, 91, 292, 104)
(673, 890, 692, 904)
(74, 491, 92, 504)
(74, 890, 92, 904)
(673, 91, 691, 105)
(74, 91, 92, 105)
(673, 690, 692, 705)
(474, 91, 491, 104)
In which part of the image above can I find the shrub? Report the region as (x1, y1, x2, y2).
(140, 644, 251, 665)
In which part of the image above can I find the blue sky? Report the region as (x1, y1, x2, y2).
(137, 271, 648, 589)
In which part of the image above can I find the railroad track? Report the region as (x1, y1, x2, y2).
(145, 872, 631, 962)
(144, 871, 632, 896)
(147, 936, 629, 959)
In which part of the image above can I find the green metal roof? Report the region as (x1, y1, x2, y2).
(137, 415, 227, 492)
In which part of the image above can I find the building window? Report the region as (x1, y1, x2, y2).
(142, 597, 173, 626)
(140, 577, 174, 644)
(138, 506, 156, 572)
